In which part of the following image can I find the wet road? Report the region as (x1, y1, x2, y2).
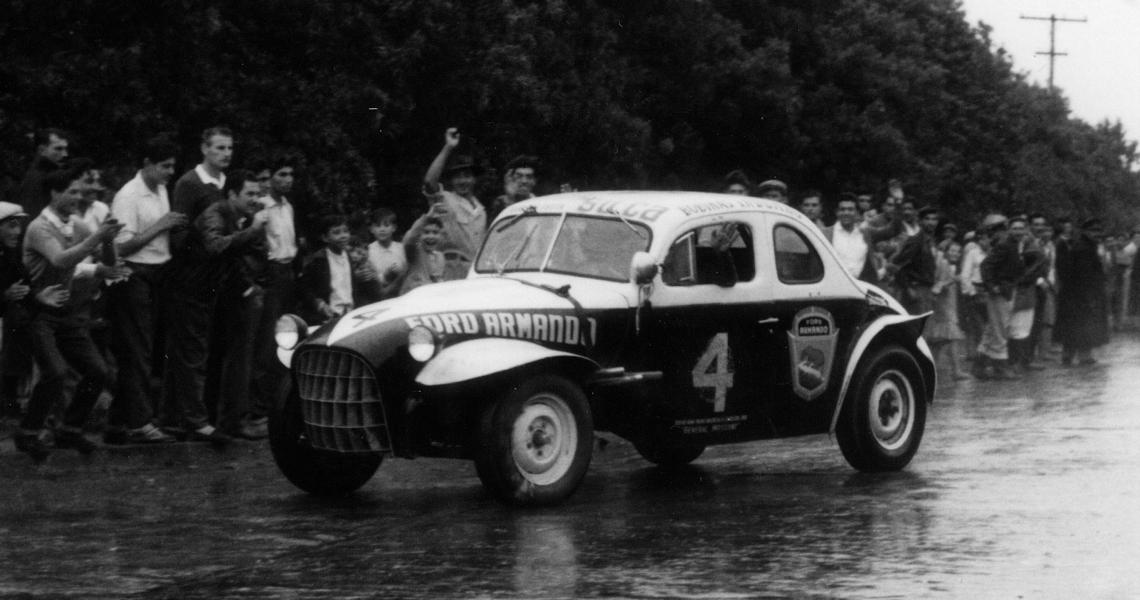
(3, 338, 1140, 599)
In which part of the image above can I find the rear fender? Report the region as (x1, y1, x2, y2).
(414, 338, 598, 387)
(829, 313, 935, 434)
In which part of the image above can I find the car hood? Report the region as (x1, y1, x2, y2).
(316, 276, 632, 351)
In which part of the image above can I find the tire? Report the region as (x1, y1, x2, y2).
(836, 345, 927, 472)
(634, 439, 705, 467)
(475, 374, 594, 506)
(269, 388, 382, 496)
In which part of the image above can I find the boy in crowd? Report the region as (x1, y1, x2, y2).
(299, 214, 381, 323)
(16, 166, 129, 461)
(400, 204, 447, 294)
(365, 207, 407, 299)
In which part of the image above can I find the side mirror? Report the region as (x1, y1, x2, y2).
(630, 251, 658, 285)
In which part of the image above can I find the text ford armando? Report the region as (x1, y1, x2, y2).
(269, 192, 935, 506)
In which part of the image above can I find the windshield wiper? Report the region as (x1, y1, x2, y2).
(494, 205, 537, 234)
(497, 221, 540, 276)
(606, 208, 647, 239)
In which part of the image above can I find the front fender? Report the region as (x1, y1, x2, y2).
(829, 312, 935, 434)
(414, 338, 598, 387)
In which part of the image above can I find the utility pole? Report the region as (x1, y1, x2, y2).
(1020, 14, 1087, 91)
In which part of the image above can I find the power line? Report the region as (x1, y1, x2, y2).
(1020, 14, 1087, 91)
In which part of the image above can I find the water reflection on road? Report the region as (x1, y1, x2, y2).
(3, 340, 1140, 598)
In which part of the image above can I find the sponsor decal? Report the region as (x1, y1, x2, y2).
(786, 307, 838, 401)
(574, 197, 668, 222)
(673, 414, 748, 435)
(404, 311, 598, 348)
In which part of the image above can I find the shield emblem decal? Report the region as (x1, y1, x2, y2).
(786, 307, 838, 401)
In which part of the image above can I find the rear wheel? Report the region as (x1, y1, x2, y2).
(269, 388, 382, 496)
(475, 374, 593, 506)
(836, 346, 927, 472)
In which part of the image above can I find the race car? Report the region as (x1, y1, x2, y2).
(269, 191, 935, 506)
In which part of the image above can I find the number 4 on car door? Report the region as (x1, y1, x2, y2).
(692, 332, 734, 412)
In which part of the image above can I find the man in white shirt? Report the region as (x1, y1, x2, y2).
(106, 136, 187, 444)
(821, 193, 899, 285)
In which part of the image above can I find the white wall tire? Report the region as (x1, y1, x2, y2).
(476, 375, 593, 506)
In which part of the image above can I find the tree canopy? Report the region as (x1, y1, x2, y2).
(2, 0, 1136, 228)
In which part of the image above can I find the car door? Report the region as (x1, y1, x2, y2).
(641, 215, 776, 445)
(758, 217, 869, 437)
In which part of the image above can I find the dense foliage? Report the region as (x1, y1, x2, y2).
(2, 0, 1136, 228)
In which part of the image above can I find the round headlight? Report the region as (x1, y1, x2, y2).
(408, 325, 438, 362)
(275, 315, 307, 350)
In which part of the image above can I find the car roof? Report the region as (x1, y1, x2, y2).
(498, 191, 816, 233)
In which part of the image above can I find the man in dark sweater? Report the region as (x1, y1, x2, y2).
(161, 126, 236, 445)
(888, 205, 939, 314)
(976, 213, 1024, 380)
(16, 128, 70, 216)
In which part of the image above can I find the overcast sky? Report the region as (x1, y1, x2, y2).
(957, 0, 1140, 142)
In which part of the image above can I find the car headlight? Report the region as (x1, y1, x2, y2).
(275, 314, 308, 350)
(408, 325, 439, 362)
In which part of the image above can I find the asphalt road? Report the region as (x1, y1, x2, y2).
(2, 337, 1139, 599)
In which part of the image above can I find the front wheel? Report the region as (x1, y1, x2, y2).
(475, 374, 594, 506)
(836, 345, 927, 472)
(269, 388, 382, 496)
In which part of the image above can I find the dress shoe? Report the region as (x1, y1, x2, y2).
(187, 425, 232, 447)
(14, 430, 52, 463)
(125, 423, 176, 444)
(54, 427, 98, 455)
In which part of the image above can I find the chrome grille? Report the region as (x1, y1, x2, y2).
(294, 348, 391, 453)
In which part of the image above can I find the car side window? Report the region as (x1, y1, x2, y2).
(774, 224, 824, 284)
(662, 223, 754, 286)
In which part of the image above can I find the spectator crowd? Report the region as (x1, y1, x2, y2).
(0, 125, 1128, 463)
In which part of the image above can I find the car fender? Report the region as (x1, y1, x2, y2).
(414, 338, 599, 387)
(829, 312, 935, 434)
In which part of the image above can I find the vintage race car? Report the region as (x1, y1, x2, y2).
(269, 192, 935, 506)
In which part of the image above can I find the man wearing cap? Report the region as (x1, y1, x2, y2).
(887, 205, 939, 314)
(975, 213, 1022, 380)
(17, 128, 70, 216)
(424, 127, 486, 281)
(0, 202, 33, 419)
(756, 179, 788, 204)
(1055, 218, 1109, 366)
(489, 155, 539, 222)
(104, 135, 186, 444)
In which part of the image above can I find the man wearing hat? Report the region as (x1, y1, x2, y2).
(1054, 218, 1110, 366)
(0, 202, 33, 419)
(887, 205, 939, 314)
(489, 154, 539, 222)
(976, 213, 1023, 380)
(755, 179, 789, 204)
(423, 127, 486, 281)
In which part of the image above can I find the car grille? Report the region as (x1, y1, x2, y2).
(293, 348, 391, 453)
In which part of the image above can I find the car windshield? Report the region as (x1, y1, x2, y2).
(475, 214, 651, 281)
